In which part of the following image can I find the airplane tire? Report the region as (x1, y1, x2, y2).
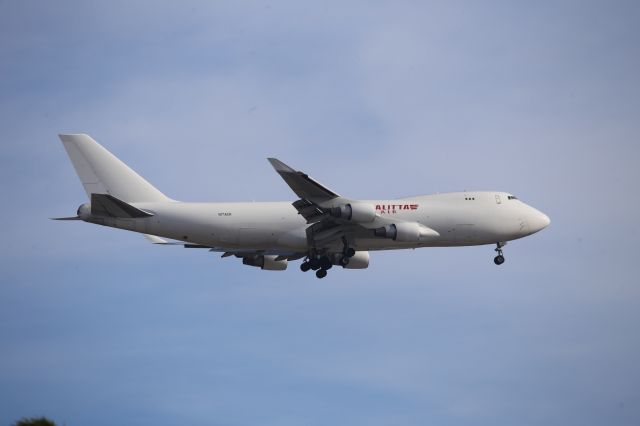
(494, 255, 505, 265)
(319, 256, 332, 270)
(316, 269, 328, 279)
(340, 257, 350, 267)
(309, 258, 321, 270)
(300, 262, 311, 272)
(345, 248, 356, 258)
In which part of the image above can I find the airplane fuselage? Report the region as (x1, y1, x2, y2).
(86, 191, 549, 252)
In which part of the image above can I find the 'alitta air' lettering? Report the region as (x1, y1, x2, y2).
(375, 204, 419, 214)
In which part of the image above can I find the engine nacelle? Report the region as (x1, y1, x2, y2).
(343, 251, 370, 269)
(77, 203, 91, 221)
(330, 203, 376, 223)
(242, 255, 288, 271)
(374, 222, 422, 242)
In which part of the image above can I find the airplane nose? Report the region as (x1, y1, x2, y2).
(540, 212, 551, 228)
(530, 209, 550, 232)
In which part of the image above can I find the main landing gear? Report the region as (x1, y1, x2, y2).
(300, 243, 356, 279)
(300, 257, 331, 278)
(341, 237, 355, 267)
(299, 255, 337, 279)
(494, 242, 506, 265)
(300, 256, 327, 278)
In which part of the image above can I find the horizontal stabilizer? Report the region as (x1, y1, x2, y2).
(91, 193, 153, 218)
(50, 216, 82, 221)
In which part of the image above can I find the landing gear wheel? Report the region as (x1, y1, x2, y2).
(300, 262, 311, 272)
(493, 242, 506, 265)
(341, 236, 356, 258)
(319, 256, 333, 270)
(309, 258, 321, 271)
(316, 269, 328, 279)
(340, 256, 350, 267)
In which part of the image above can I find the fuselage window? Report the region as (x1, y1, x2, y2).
(508, 195, 518, 200)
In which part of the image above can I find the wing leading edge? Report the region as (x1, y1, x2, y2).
(267, 158, 340, 203)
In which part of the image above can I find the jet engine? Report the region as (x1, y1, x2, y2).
(374, 222, 439, 242)
(343, 251, 370, 269)
(77, 203, 91, 221)
(242, 255, 288, 271)
(330, 203, 376, 223)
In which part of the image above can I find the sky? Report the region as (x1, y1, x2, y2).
(1, 0, 639, 425)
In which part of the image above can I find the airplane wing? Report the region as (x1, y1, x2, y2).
(144, 234, 181, 245)
(142, 234, 305, 261)
(268, 158, 372, 252)
(193, 246, 304, 261)
(267, 158, 340, 204)
(267, 157, 346, 222)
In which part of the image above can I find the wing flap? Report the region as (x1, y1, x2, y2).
(292, 198, 326, 223)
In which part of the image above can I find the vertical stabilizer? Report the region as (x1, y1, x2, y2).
(59, 134, 171, 203)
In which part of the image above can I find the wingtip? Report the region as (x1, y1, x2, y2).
(267, 157, 295, 172)
(143, 234, 182, 245)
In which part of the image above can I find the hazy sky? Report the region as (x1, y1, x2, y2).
(1, 1, 639, 425)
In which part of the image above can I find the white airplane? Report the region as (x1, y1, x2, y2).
(54, 134, 550, 278)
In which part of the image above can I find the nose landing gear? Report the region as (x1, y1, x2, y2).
(494, 242, 506, 265)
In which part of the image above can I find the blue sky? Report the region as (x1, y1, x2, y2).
(1, 1, 639, 425)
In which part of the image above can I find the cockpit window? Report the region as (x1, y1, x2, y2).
(508, 195, 518, 200)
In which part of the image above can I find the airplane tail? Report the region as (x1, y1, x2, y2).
(58, 134, 171, 203)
